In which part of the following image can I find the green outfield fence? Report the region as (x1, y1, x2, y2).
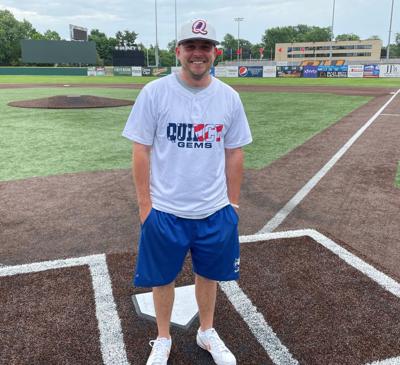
(0, 67, 88, 76)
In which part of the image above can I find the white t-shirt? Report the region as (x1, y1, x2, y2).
(122, 74, 252, 218)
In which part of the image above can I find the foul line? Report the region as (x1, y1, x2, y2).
(0, 254, 129, 365)
(258, 88, 400, 234)
(227, 230, 400, 365)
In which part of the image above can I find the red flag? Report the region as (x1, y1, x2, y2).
(217, 49, 223, 56)
(236, 49, 241, 55)
(259, 47, 264, 55)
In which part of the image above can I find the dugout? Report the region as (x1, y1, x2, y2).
(21, 40, 97, 65)
(112, 50, 145, 66)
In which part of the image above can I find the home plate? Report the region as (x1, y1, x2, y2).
(132, 285, 198, 330)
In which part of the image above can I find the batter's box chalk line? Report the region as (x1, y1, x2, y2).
(1, 229, 400, 365)
(0, 254, 129, 365)
(236, 229, 400, 365)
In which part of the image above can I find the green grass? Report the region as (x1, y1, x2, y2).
(396, 162, 400, 188)
(0, 88, 370, 181)
(0, 88, 138, 181)
(0, 74, 399, 88)
(0, 75, 157, 84)
(241, 92, 370, 168)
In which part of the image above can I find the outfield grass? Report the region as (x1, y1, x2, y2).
(0, 87, 370, 181)
(396, 162, 400, 188)
(0, 74, 399, 88)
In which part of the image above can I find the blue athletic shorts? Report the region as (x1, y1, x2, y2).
(133, 205, 240, 287)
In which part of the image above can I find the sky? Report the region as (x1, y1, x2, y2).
(0, 0, 398, 48)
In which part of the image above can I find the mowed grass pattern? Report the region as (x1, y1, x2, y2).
(0, 74, 399, 88)
(0, 88, 138, 181)
(0, 87, 370, 181)
(241, 92, 370, 168)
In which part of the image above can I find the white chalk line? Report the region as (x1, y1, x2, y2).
(219, 280, 299, 365)
(0, 254, 129, 365)
(366, 357, 400, 365)
(258, 88, 400, 234)
(234, 229, 400, 365)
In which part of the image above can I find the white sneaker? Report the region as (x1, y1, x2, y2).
(146, 337, 171, 365)
(196, 328, 236, 365)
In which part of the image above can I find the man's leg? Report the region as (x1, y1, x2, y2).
(153, 281, 175, 338)
(195, 274, 217, 331)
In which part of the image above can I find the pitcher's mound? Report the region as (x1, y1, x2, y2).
(8, 95, 134, 109)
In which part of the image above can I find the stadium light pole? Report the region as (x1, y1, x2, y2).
(175, 0, 178, 66)
(386, 0, 395, 60)
(155, 0, 159, 67)
(329, 0, 336, 60)
(234, 17, 244, 64)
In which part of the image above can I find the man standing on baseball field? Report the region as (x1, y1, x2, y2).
(123, 18, 252, 365)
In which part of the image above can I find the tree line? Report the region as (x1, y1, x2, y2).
(1, 9, 399, 66)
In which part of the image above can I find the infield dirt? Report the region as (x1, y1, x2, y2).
(1, 84, 399, 364)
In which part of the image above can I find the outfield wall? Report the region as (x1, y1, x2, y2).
(0, 67, 88, 76)
(1, 65, 399, 78)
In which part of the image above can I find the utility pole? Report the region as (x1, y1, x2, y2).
(155, 0, 159, 67)
(386, 0, 395, 60)
(329, 0, 336, 60)
(234, 17, 244, 64)
(175, 0, 178, 66)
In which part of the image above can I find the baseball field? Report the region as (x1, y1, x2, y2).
(1, 75, 400, 364)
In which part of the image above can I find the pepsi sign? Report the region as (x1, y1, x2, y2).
(238, 66, 263, 77)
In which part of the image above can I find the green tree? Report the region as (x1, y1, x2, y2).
(88, 29, 117, 66)
(367, 35, 381, 40)
(167, 39, 177, 53)
(43, 30, 61, 40)
(335, 33, 360, 41)
(0, 10, 40, 65)
(159, 49, 174, 66)
(115, 30, 138, 49)
(221, 33, 237, 51)
(262, 25, 331, 53)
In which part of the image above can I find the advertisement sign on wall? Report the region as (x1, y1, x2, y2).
(152, 67, 171, 77)
(131, 66, 142, 76)
(318, 65, 347, 78)
(238, 66, 263, 77)
(226, 66, 238, 77)
(347, 65, 364, 78)
(303, 66, 318, 78)
(379, 64, 400, 78)
(214, 67, 227, 78)
(142, 67, 152, 76)
(87, 67, 96, 76)
(113, 66, 132, 76)
(277, 66, 303, 77)
(95, 67, 105, 76)
(262, 66, 277, 78)
(363, 64, 380, 78)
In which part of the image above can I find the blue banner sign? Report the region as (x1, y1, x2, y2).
(238, 66, 263, 77)
(363, 64, 379, 78)
(317, 65, 348, 72)
(276, 66, 303, 77)
(303, 66, 318, 78)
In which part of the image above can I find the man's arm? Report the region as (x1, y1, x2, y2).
(225, 147, 244, 209)
(132, 142, 152, 224)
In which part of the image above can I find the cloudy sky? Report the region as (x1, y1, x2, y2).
(1, 0, 398, 48)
